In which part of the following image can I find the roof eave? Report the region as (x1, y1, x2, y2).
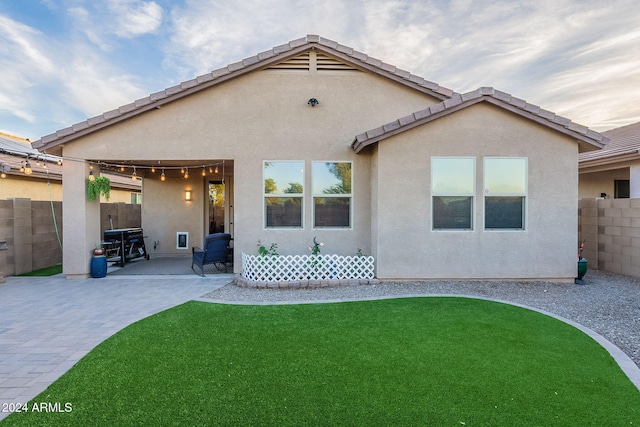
(352, 91, 608, 154)
(33, 43, 316, 152)
(33, 35, 454, 152)
(579, 150, 640, 171)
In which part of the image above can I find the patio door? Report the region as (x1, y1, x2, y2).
(208, 176, 233, 238)
(208, 181, 226, 234)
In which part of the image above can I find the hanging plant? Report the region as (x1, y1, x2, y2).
(86, 176, 111, 202)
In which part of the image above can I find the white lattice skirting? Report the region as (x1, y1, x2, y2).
(241, 253, 375, 285)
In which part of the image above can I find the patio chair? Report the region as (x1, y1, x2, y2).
(191, 233, 232, 276)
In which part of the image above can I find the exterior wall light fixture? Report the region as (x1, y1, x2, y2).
(185, 190, 192, 201)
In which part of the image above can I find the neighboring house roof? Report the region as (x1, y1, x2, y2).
(579, 121, 640, 168)
(33, 35, 455, 153)
(351, 87, 609, 153)
(0, 132, 61, 179)
(0, 132, 140, 190)
(0, 132, 41, 157)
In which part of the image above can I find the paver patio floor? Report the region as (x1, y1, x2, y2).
(0, 274, 232, 421)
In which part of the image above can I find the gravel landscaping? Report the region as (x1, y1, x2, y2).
(204, 269, 640, 368)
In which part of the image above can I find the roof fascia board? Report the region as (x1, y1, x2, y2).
(312, 47, 451, 101)
(352, 95, 607, 154)
(34, 39, 454, 152)
(352, 98, 484, 153)
(481, 97, 608, 149)
(579, 151, 640, 171)
(34, 44, 317, 151)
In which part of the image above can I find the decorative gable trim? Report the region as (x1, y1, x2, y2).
(351, 87, 609, 154)
(266, 51, 359, 71)
(267, 52, 311, 70)
(316, 52, 359, 71)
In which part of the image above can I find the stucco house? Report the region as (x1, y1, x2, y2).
(579, 121, 640, 199)
(32, 35, 607, 281)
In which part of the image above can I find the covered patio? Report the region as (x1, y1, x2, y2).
(106, 255, 232, 276)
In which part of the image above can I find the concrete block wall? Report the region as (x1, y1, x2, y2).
(100, 203, 141, 233)
(579, 198, 640, 278)
(0, 200, 14, 278)
(31, 201, 63, 271)
(0, 199, 140, 276)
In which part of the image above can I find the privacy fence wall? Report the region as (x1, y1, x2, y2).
(578, 198, 640, 279)
(0, 199, 140, 277)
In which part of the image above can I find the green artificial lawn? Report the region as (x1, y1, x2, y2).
(4, 298, 640, 426)
(17, 265, 62, 276)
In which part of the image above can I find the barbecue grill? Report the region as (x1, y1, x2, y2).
(103, 228, 149, 266)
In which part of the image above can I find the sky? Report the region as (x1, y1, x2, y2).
(1, 0, 639, 141)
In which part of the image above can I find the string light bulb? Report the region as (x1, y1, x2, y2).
(24, 161, 33, 175)
(57, 159, 62, 166)
(202, 167, 206, 177)
(160, 168, 166, 181)
(132, 166, 137, 181)
(184, 168, 189, 179)
(151, 166, 156, 173)
(89, 170, 95, 181)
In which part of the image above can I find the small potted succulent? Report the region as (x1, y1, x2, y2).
(93, 243, 105, 257)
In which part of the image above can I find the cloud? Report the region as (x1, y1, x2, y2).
(346, 0, 640, 129)
(67, 0, 163, 50)
(0, 8, 154, 138)
(0, 15, 55, 75)
(164, 0, 359, 77)
(2, 0, 640, 139)
(108, 0, 163, 38)
(0, 16, 56, 127)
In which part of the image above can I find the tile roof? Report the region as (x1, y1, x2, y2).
(33, 35, 454, 152)
(351, 87, 608, 153)
(579, 121, 640, 167)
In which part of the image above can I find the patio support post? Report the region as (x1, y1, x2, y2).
(62, 160, 101, 279)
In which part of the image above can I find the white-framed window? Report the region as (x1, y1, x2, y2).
(484, 157, 527, 230)
(263, 161, 304, 228)
(313, 161, 352, 228)
(130, 192, 142, 204)
(431, 157, 475, 230)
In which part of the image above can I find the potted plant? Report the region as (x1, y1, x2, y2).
(575, 240, 587, 285)
(86, 176, 111, 202)
(93, 243, 104, 256)
(91, 243, 108, 278)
